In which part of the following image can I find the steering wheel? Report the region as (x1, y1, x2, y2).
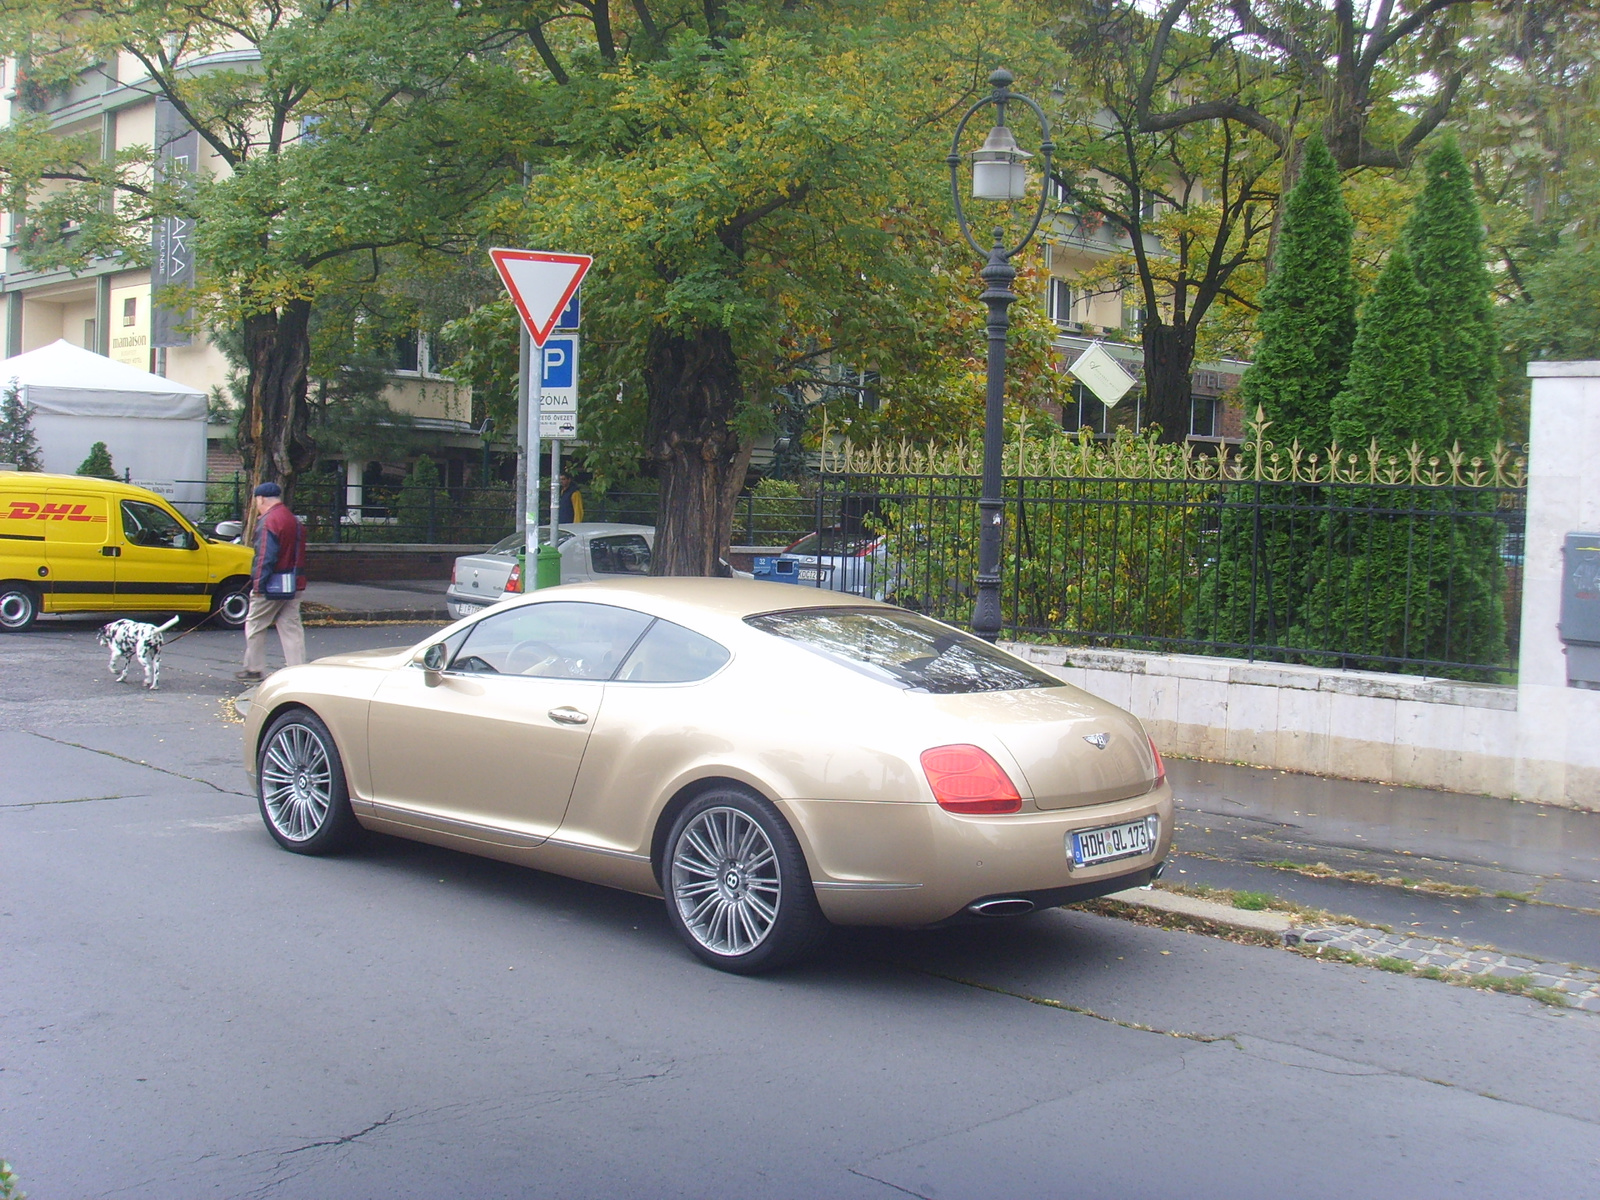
(504, 640, 562, 676)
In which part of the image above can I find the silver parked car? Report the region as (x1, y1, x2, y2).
(447, 523, 750, 620)
(447, 523, 654, 620)
(769, 530, 891, 599)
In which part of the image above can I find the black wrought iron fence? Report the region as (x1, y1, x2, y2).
(802, 470, 1525, 683)
(198, 479, 817, 549)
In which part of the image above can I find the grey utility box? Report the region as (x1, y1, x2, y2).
(1560, 532, 1600, 689)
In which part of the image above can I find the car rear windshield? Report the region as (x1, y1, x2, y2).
(745, 608, 1064, 694)
(784, 532, 881, 557)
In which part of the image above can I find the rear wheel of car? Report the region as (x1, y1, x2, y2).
(257, 708, 360, 855)
(0, 582, 39, 632)
(663, 786, 829, 974)
(211, 577, 252, 629)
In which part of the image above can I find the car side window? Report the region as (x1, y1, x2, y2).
(615, 618, 730, 683)
(589, 533, 651, 576)
(121, 500, 192, 549)
(448, 601, 652, 681)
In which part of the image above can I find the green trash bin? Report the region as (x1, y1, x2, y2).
(535, 542, 562, 590)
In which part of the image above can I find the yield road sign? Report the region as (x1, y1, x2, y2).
(490, 248, 592, 347)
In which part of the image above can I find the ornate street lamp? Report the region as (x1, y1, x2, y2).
(948, 68, 1053, 642)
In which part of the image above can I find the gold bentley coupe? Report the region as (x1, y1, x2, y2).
(244, 579, 1173, 972)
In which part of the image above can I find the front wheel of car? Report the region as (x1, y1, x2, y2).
(257, 708, 360, 855)
(663, 787, 829, 974)
(0, 582, 39, 632)
(211, 577, 252, 629)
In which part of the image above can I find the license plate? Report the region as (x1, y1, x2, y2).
(1070, 817, 1154, 867)
(798, 567, 828, 582)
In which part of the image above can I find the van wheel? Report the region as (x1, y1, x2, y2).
(211, 578, 252, 629)
(0, 583, 39, 632)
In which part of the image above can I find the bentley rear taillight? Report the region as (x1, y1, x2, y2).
(921, 745, 1022, 814)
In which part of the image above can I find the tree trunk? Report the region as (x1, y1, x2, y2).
(237, 297, 317, 518)
(1140, 320, 1197, 443)
(643, 325, 751, 576)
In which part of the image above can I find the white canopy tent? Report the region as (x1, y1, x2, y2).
(1, 339, 209, 515)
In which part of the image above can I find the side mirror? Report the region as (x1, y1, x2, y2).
(214, 520, 243, 541)
(179, 531, 198, 551)
(417, 642, 448, 687)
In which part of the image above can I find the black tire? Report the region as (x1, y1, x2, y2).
(0, 582, 39, 632)
(256, 708, 360, 855)
(211, 577, 252, 629)
(662, 786, 829, 974)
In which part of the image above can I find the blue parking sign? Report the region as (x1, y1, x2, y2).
(555, 290, 580, 331)
(541, 338, 575, 389)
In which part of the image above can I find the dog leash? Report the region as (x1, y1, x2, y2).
(161, 606, 232, 645)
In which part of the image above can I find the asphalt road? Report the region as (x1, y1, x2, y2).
(4, 619, 1600, 1198)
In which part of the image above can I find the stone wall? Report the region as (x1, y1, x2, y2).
(1000, 643, 1530, 803)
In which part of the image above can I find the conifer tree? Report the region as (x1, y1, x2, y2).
(0, 382, 43, 471)
(1237, 135, 1358, 452)
(395, 454, 441, 542)
(1404, 136, 1500, 456)
(76, 441, 115, 479)
(1195, 136, 1357, 655)
(1329, 249, 1441, 449)
(1311, 247, 1505, 679)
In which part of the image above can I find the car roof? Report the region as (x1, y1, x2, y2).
(562, 523, 653, 537)
(0, 471, 157, 499)
(500, 576, 886, 623)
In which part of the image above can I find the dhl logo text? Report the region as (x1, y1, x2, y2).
(4, 500, 107, 523)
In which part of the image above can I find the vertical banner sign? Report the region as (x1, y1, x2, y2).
(151, 96, 197, 348)
(538, 337, 579, 439)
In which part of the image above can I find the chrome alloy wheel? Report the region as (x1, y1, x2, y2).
(217, 588, 250, 625)
(671, 806, 782, 956)
(260, 723, 334, 842)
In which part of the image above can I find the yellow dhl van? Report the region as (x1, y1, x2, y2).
(0, 472, 255, 632)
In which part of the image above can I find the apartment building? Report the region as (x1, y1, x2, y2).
(0, 51, 479, 497)
(1039, 185, 1247, 446)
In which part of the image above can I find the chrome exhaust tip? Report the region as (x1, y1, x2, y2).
(968, 897, 1036, 918)
(1151, 859, 1166, 880)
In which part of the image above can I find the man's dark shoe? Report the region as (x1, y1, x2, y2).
(234, 670, 263, 682)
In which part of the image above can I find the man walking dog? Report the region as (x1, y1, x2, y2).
(236, 482, 307, 683)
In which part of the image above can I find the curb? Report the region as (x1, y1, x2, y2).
(1107, 886, 1295, 935)
(301, 607, 451, 624)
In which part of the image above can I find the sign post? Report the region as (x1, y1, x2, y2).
(489, 249, 591, 589)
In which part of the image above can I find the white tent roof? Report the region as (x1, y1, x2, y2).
(1, 339, 207, 420)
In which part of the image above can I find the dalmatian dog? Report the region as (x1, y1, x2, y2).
(98, 615, 181, 690)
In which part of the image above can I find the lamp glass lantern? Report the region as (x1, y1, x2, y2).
(970, 122, 1032, 201)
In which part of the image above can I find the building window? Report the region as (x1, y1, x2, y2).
(1120, 295, 1145, 335)
(122, 297, 137, 327)
(82, 318, 97, 350)
(1047, 278, 1077, 327)
(393, 332, 421, 373)
(1062, 382, 1109, 437)
(1190, 394, 1217, 439)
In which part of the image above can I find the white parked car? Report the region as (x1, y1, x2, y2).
(446, 523, 749, 620)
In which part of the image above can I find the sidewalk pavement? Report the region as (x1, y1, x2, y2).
(301, 578, 451, 623)
(1107, 885, 1600, 1013)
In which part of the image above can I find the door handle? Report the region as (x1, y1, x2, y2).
(101, 545, 121, 557)
(548, 707, 589, 726)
